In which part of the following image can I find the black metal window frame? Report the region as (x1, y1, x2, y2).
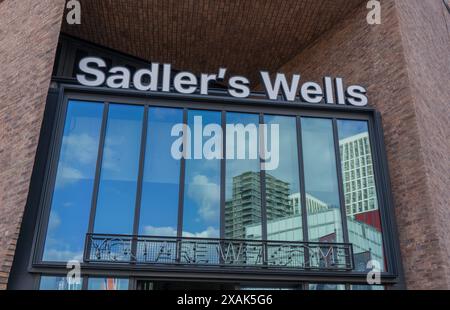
(28, 82, 403, 288)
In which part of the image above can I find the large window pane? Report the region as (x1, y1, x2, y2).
(351, 284, 384, 290)
(139, 107, 183, 237)
(309, 283, 346, 290)
(301, 117, 343, 242)
(182, 110, 221, 238)
(225, 113, 261, 240)
(337, 120, 385, 272)
(94, 104, 144, 234)
(43, 101, 103, 262)
(39, 276, 82, 290)
(264, 115, 302, 241)
(88, 278, 129, 290)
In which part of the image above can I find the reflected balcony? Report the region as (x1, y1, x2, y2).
(84, 233, 354, 271)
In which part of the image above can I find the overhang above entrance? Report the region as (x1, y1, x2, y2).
(62, 0, 365, 85)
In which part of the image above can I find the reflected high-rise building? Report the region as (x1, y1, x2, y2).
(339, 132, 378, 218)
(224, 168, 384, 270)
(288, 193, 329, 215)
(224, 171, 292, 239)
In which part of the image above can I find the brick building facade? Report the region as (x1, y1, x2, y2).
(0, 0, 449, 289)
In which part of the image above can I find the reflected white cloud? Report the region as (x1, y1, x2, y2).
(63, 133, 99, 165)
(143, 225, 177, 236)
(44, 248, 83, 262)
(143, 225, 220, 239)
(55, 133, 101, 188)
(187, 174, 220, 223)
(55, 164, 84, 187)
(48, 211, 61, 231)
(183, 226, 220, 238)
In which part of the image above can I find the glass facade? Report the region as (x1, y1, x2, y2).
(87, 278, 129, 290)
(337, 120, 385, 271)
(38, 98, 390, 289)
(225, 112, 261, 240)
(301, 117, 343, 243)
(183, 110, 221, 238)
(94, 104, 144, 235)
(308, 283, 346, 290)
(39, 276, 82, 290)
(43, 101, 103, 262)
(139, 107, 183, 236)
(264, 115, 302, 242)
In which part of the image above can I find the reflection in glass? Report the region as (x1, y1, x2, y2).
(139, 108, 183, 237)
(337, 120, 385, 272)
(264, 115, 302, 241)
(183, 110, 221, 238)
(94, 104, 144, 234)
(39, 276, 82, 290)
(309, 283, 346, 290)
(43, 101, 103, 262)
(225, 113, 261, 240)
(351, 284, 384, 290)
(88, 278, 129, 290)
(301, 117, 343, 242)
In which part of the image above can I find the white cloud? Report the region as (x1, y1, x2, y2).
(183, 226, 220, 238)
(48, 211, 61, 231)
(142, 225, 220, 239)
(187, 174, 220, 223)
(63, 133, 98, 165)
(55, 164, 84, 187)
(44, 248, 83, 262)
(143, 226, 177, 237)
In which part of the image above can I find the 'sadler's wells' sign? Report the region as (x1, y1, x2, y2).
(76, 57, 369, 107)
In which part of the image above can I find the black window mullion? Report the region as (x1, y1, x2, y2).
(332, 118, 350, 245)
(220, 111, 226, 239)
(87, 102, 109, 235)
(81, 275, 88, 290)
(131, 105, 149, 261)
(296, 116, 310, 269)
(259, 114, 268, 264)
(176, 108, 188, 263)
(219, 110, 226, 265)
(368, 113, 394, 273)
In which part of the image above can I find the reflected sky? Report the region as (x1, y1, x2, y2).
(94, 104, 144, 235)
(301, 117, 340, 208)
(139, 107, 183, 236)
(264, 115, 302, 241)
(301, 117, 343, 242)
(43, 101, 103, 262)
(182, 110, 221, 238)
(337, 119, 368, 140)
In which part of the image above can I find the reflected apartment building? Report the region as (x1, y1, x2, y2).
(231, 130, 385, 271)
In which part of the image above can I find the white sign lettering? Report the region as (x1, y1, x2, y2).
(76, 57, 368, 106)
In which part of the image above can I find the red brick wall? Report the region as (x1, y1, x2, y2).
(275, 0, 450, 289)
(394, 0, 450, 288)
(0, 0, 65, 289)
